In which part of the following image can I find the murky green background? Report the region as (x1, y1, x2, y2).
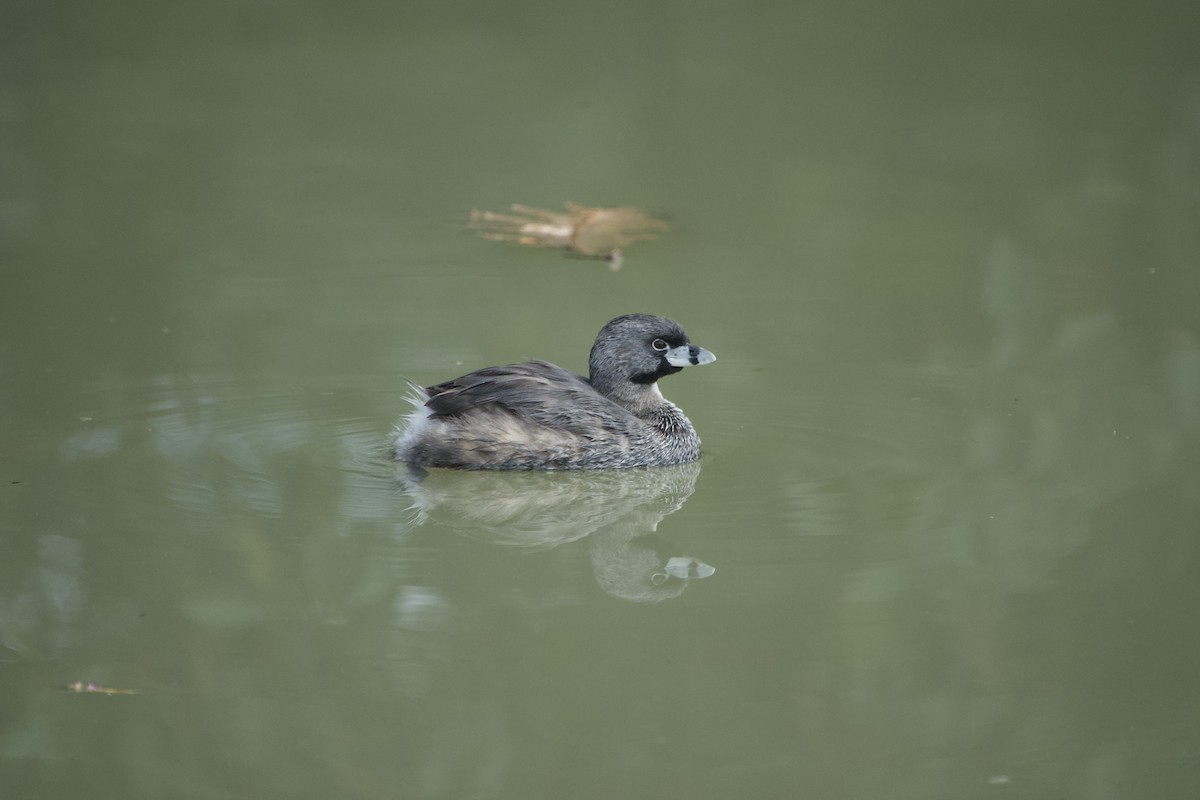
(4, 2, 1199, 798)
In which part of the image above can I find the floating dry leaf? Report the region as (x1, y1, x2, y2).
(469, 202, 669, 270)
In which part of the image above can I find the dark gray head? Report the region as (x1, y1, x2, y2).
(588, 314, 715, 404)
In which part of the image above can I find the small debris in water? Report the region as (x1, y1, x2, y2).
(469, 202, 669, 270)
(66, 681, 142, 696)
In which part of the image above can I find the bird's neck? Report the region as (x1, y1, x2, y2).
(596, 378, 673, 418)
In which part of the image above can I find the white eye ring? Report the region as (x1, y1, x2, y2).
(652, 338, 669, 352)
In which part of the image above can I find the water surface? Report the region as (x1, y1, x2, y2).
(3, 2, 1199, 798)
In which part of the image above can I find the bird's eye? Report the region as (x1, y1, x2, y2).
(652, 338, 669, 352)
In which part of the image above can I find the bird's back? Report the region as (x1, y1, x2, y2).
(395, 360, 698, 470)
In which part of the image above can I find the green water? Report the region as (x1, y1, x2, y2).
(3, 2, 1199, 798)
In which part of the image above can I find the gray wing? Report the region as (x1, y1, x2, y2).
(423, 360, 631, 433)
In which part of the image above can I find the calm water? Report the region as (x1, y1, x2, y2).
(3, 3, 1200, 798)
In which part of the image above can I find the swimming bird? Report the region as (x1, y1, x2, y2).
(394, 314, 715, 470)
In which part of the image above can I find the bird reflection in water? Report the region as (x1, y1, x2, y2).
(396, 461, 713, 603)
(468, 202, 669, 270)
